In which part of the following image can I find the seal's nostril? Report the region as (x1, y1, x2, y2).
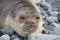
(32, 22, 34, 24)
(33, 26, 36, 28)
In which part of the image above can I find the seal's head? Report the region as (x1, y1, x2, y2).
(9, 7, 42, 37)
(7, 4, 43, 37)
(0, 0, 43, 37)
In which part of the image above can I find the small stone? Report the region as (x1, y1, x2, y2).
(0, 37, 5, 40)
(46, 16, 57, 23)
(49, 23, 60, 35)
(11, 35, 18, 40)
(50, 11, 59, 17)
(1, 34, 10, 40)
(0, 27, 14, 35)
(52, 8, 59, 11)
(28, 34, 60, 40)
(14, 38, 20, 40)
(42, 29, 49, 34)
(42, 16, 46, 20)
(11, 35, 20, 40)
(57, 13, 60, 23)
(37, 2, 52, 11)
(46, 23, 56, 33)
(43, 21, 49, 28)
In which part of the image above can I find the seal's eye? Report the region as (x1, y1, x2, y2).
(20, 16, 26, 20)
(36, 17, 40, 19)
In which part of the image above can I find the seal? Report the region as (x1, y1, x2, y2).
(0, 0, 43, 37)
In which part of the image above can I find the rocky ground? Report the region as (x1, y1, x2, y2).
(37, 1, 60, 35)
(0, 0, 60, 40)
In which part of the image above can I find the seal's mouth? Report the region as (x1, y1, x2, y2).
(22, 27, 37, 37)
(23, 25, 38, 33)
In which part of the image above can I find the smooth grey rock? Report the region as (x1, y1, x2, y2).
(52, 7, 59, 11)
(57, 13, 60, 23)
(0, 27, 14, 35)
(45, 23, 55, 34)
(49, 23, 60, 35)
(28, 34, 60, 40)
(42, 29, 49, 34)
(1, 34, 10, 40)
(37, 3, 49, 16)
(46, 16, 57, 23)
(14, 38, 20, 40)
(0, 37, 5, 40)
(49, 11, 59, 17)
(42, 16, 46, 20)
(37, 2, 52, 17)
(11, 35, 20, 40)
(11, 35, 18, 39)
(51, 1, 60, 11)
(43, 21, 49, 28)
(45, 0, 55, 3)
(37, 2, 52, 11)
(31, 0, 41, 4)
(43, 22, 60, 34)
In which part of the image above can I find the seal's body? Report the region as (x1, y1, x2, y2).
(0, 0, 43, 37)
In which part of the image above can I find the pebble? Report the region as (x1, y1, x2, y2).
(0, 27, 14, 35)
(28, 34, 60, 40)
(37, 2, 52, 11)
(10, 35, 20, 40)
(50, 11, 59, 17)
(57, 13, 60, 23)
(49, 23, 60, 35)
(46, 16, 57, 23)
(0, 37, 5, 40)
(1, 34, 10, 40)
(14, 38, 20, 40)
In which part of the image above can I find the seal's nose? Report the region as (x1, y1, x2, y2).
(25, 19, 36, 28)
(25, 19, 35, 24)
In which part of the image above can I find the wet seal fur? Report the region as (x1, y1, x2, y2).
(0, 0, 43, 37)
